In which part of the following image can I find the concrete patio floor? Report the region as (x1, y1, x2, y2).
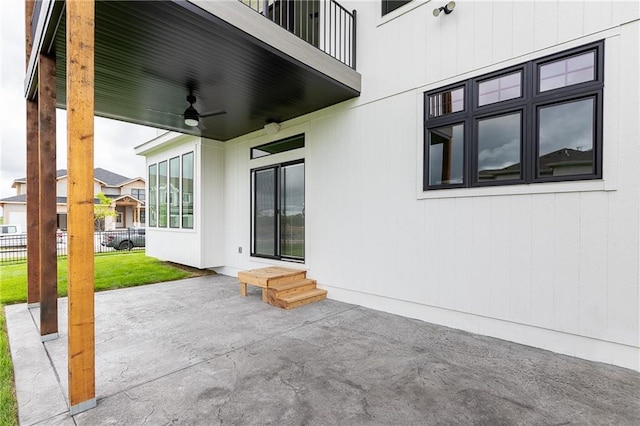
(5, 274, 640, 425)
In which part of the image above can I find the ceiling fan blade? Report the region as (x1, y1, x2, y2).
(146, 108, 181, 117)
(199, 110, 226, 119)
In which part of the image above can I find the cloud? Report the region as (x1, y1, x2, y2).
(1, 1, 159, 214)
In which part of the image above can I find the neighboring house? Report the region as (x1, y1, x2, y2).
(0, 168, 146, 231)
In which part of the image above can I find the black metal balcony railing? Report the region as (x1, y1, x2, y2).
(240, 0, 356, 69)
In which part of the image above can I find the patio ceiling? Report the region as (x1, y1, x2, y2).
(34, 0, 360, 141)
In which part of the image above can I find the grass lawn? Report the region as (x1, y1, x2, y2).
(0, 251, 211, 424)
(0, 251, 195, 305)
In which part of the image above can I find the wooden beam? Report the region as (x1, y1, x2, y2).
(38, 53, 58, 339)
(25, 0, 40, 306)
(66, 0, 96, 414)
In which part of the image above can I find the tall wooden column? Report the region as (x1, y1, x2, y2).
(25, 0, 41, 306)
(66, 0, 96, 414)
(38, 53, 58, 340)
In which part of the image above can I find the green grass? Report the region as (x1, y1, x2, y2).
(0, 251, 193, 305)
(0, 309, 17, 425)
(0, 251, 205, 424)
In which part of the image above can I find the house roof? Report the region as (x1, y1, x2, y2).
(12, 168, 136, 188)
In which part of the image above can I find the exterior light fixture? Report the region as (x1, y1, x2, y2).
(433, 1, 455, 17)
(264, 122, 281, 135)
(183, 105, 199, 127)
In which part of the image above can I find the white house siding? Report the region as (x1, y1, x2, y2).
(141, 136, 226, 269)
(142, 1, 640, 370)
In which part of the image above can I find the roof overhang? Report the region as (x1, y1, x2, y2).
(25, 0, 361, 141)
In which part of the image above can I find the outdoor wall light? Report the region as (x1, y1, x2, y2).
(264, 122, 281, 135)
(183, 105, 199, 127)
(433, 1, 455, 17)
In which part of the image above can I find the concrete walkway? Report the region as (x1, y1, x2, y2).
(5, 274, 640, 425)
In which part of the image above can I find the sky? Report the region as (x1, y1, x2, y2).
(0, 1, 161, 214)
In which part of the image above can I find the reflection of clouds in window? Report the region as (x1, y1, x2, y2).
(477, 113, 521, 171)
(539, 98, 593, 156)
(540, 51, 594, 92)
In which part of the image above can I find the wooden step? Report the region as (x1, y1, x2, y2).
(268, 278, 317, 295)
(271, 288, 327, 310)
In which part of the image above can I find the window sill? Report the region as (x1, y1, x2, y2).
(417, 179, 613, 200)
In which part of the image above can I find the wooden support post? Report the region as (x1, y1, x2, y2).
(38, 53, 58, 339)
(25, 0, 41, 307)
(66, 0, 96, 414)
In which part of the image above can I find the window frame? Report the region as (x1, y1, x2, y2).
(423, 40, 604, 191)
(147, 151, 195, 230)
(250, 159, 305, 262)
(381, 0, 412, 16)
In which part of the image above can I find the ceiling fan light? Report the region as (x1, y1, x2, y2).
(184, 105, 199, 127)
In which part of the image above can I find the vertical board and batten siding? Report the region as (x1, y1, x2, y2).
(148, 1, 639, 370)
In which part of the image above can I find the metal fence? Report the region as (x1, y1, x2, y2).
(0, 229, 145, 264)
(240, 0, 357, 69)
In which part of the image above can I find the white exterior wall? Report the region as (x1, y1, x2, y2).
(2, 204, 27, 230)
(120, 180, 145, 196)
(141, 1, 640, 370)
(140, 135, 225, 269)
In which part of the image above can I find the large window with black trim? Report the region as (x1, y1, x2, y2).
(251, 160, 305, 261)
(424, 41, 604, 190)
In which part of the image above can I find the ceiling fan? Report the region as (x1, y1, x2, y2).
(148, 90, 226, 129)
(182, 93, 225, 127)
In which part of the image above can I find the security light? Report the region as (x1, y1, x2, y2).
(433, 1, 456, 17)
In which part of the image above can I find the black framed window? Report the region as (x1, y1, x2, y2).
(251, 134, 305, 159)
(424, 40, 604, 190)
(382, 0, 411, 16)
(251, 160, 305, 261)
(147, 151, 195, 229)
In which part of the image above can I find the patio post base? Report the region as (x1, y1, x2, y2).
(27, 302, 40, 308)
(70, 398, 97, 416)
(41, 332, 59, 342)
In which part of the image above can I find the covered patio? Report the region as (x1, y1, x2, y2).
(7, 275, 640, 425)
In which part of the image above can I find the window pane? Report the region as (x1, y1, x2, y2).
(429, 87, 464, 118)
(428, 124, 464, 185)
(538, 98, 594, 177)
(478, 72, 521, 106)
(182, 152, 194, 229)
(169, 157, 180, 228)
(280, 163, 305, 259)
(251, 134, 305, 159)
(540, 51, 595, 92)
(254, 168, 276, 256)
(477, 113, 521, 182)
(158, 161, 168, 227)
(148, 164, 157, 227)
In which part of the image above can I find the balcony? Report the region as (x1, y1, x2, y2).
(26, 0, 361, 141)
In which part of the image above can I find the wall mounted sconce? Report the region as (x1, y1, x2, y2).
(433, 1, 455, 17)
(264, 122, 281, 135)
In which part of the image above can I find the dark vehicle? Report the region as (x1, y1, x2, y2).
(101, 227, 146, 250)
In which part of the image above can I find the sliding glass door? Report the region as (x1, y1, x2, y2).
(252, 161, 305, 261)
